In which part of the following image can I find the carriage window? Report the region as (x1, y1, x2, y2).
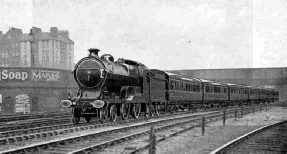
(182, 82, 186, 91)
(224, 88, 227, 93)
(210, 86, 214, 93)
(174, 81, 177, 90)
(194, 85, 200, 92)
(171, 80, 175, 90)
(192, 84, 195, 92)
(205, 86, 210, 93)
(215, 87, 218, 93)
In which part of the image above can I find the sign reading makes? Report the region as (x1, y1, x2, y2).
(32, 70, 60, 81)
(0, 69, 28, 81)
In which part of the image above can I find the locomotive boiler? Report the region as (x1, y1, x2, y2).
(60, 48, 148, 123)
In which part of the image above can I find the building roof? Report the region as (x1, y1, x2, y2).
(1, 27, 74, 44)
(20, 34, 29, 41)
(34, 32, 73, 43)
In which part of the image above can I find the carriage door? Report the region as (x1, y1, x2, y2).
(31, 97, 39, 113)
(3, 97, 14, 114)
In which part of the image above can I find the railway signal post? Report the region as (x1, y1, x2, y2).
(149, 126, 156, 154)
(260, 105, 262, 113)
(202, 116, 205, 136)
(235, 108, 237, 121)
(223, 109, 226, 126)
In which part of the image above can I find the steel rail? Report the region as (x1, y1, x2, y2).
(0, 109, 217, 146)
(1, 106, 257, 154)
(0, 111, 69, 123)
(210, 121, 287, 154)
(0, 104, 251, 146)
(1, 111, 222, 154)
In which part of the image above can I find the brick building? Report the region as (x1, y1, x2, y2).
(0, 27, 74, 70)
(0, 67, 77, 114)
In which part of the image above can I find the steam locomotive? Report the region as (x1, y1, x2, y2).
(60, 48, 279, 124)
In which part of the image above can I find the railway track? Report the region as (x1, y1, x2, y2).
(0, 105, 258, 145)
(0, 116, 71, 131)
(0, 111, 69, 123)
(211, 120, 287, 154)
(0, 109, 214, 145)
(1, 105, 263, 154)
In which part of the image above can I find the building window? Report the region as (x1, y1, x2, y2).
(24, 42, 27, 49)
(15, 50, 19, 57)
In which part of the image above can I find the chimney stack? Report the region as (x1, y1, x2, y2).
(50, 27, 58, 38)
(88, 48, 100, 57)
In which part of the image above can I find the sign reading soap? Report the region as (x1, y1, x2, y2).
(32, 70, 60, 81)
(0, 69, 29, 81)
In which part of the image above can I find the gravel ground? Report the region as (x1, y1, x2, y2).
(151, 107, 287, 154)
(96, 106, 287, 154)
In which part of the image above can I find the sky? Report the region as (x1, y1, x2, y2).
(1, 0, 287, 70)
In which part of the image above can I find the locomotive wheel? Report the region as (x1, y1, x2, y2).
(84, 115, 92, 123)
(99, 107, 108, 123)
(132, 103, 141, 119)
(179, 104, 185, 111)
(164, 103, 168, 114)
(72, 108, 81, 124)
(144, 103, 150, 117)
(167, 105, 174, 113)
(154, 104, 160, 116)
(150, 104, 155, 117)
(121, 103, 130, 120)
(110, 105, 117, 122)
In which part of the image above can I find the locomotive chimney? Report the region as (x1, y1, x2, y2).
(88, 48, 100, 57)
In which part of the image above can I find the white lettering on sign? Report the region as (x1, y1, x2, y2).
(32, 70, 60, 81)
(0, 69, 28, 81)
(15, 94, 30, 114)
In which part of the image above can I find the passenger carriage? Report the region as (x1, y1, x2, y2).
(227, 83, 249, 106)
(249, 86, 261, 104)
(201, 79, 229, 108)
(166, 72, 203, 111)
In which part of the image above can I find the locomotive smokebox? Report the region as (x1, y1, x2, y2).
(88, 48, 100, 57)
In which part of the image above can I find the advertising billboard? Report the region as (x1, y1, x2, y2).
(0, 68, 62, 82)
